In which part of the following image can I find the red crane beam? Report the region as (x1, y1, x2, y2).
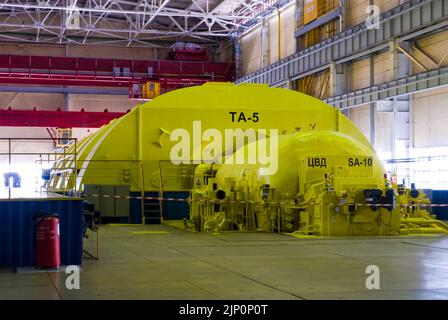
(0, 55, 235, 89)
(0, 109, 127, 128)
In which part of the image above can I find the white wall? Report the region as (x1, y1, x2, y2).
(217, 40, 234, 63)
(240, 4, 296, 75)
(348, 0, 408, 27)
(348, 104, 371, 142)
(68, 94, 139, 112)
(0, 92, 65, 110)
(413, 87, 448, 148)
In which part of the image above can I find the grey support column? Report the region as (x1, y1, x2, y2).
(330, 61, 349, 116)
(393, 39, 411, 184)
(370, 55, 376, 147)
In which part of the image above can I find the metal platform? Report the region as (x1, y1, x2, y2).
(325, 66, 448, 109)
(0, 191, 73, 201)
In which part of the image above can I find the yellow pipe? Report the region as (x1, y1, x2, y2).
(138, 107, 145, 225)
(402, 218, 448, 227)
(403, 227, 448, 234)
(401, 218, 448, 231)
(277, 6, 281, 62)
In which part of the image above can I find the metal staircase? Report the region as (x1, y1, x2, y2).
(143, 192, 163, 224)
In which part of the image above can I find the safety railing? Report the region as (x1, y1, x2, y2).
(0, 137, 77, 199)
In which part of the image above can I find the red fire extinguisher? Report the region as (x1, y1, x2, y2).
(35, 212, 61, 269)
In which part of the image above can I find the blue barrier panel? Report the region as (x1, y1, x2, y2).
(162, 192, 190, 220)
(432, 190, 448, 220)
(0, 198, 83, 267)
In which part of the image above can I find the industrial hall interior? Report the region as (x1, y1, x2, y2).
(1, 0, 448, 302)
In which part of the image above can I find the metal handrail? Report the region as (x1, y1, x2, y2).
(0, 137, 78, 198)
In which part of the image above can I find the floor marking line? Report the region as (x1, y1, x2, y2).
(332, 253, 391, 268)
(132, 231, 170, 234)
(169, 247, 307, 300)
(401, 241, 448, 251)
(47, 272, 64, 300)
(185, 280, 222, 299)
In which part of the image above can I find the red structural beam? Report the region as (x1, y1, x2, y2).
(0, 74, 131, 87)
(0, 55, 235, 88)
(0, 109, 127, 128)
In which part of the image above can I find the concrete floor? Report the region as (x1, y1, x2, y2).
(2, 224, 448, 300)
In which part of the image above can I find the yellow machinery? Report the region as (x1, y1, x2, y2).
(396, 185, 448, 235)
(141, 81, 161, 99)
(48, 82, 448, 235)
(190, 131, 448, 236)
(190, 131, 402, 236)
(55, 128, 73, 147)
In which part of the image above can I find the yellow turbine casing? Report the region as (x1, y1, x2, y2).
(50, 82, 375, 193)
(217, 130, 385, 195)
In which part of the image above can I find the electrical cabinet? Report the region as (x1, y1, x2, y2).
(84, 184, 130, 219)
